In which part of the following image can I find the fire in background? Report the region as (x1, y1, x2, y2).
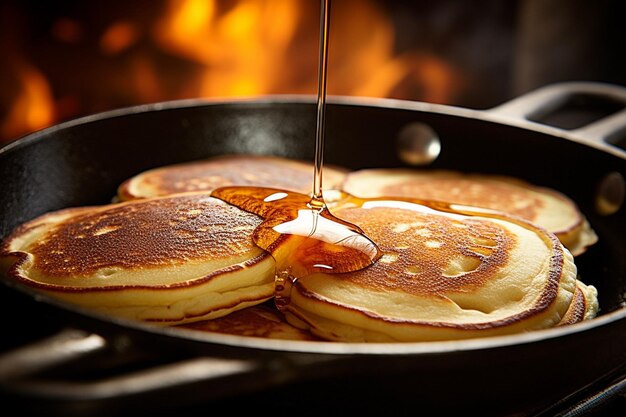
(2, 0, 623, 145)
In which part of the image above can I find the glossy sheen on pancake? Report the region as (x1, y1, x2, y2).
(117, 154, 348, 201)
(341, 169, 598, 256)
(283, 201, 592, 342)
(0, 193, 276, 325)
(180, 304, 320, 341)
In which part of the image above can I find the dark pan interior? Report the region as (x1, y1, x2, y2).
(1, 98, 624, 314)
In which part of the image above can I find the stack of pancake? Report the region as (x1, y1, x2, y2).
(0, 154, 599, 342)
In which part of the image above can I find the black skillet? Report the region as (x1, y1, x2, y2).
(0, 82, 625, 416)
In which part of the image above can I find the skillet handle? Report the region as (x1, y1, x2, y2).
(0, 328, 107, 381)
(0, 329, 259, 401)
(489, 81, 626, 146)
(0, 328, 331, 404)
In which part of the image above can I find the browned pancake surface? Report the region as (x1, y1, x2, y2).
(29, 194, 260, 277)
(1, 192, 278, 324)
(341, 169, 599, 256)
(383, 177, 544, 221)
(332, 206, 514, 295)
(119, 155, 348, 200)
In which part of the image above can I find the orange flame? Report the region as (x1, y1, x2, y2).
(154, 0, 462, 101)
(1, 63, 55, 141)
(155, 0, 301, 96)
(100, 21, 139, 55)
(2, 0, 463, 144)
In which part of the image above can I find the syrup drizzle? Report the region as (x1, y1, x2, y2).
(210, 187, 381, 309)
(312, 0, 331, 204)
(211, 0, 380, 311)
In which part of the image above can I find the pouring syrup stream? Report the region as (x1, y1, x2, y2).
(211, 0, 380, 311)
(311, 0, 331, 206)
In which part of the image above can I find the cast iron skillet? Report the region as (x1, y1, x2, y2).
(0, 82, 625, 416)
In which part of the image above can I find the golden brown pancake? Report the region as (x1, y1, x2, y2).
(281, 198, 597, 342)
(179, 303, 321, 341)
(0, 193, 275, 325)
(341, 169, 598, 256)
(557, 281, 599, 326)
(117, 154, 348, 201)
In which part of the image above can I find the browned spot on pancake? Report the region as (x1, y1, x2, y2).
(180, 304, 321, 340)
(30, 195, 261, 276)
(384, 178, 545, 223)
(144, 156, 341, 195)
(332, 206, 514, 295)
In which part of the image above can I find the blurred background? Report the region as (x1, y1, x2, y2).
(1, 0, 625, 145)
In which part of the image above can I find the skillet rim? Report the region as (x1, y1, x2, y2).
(1, 94, 624, 355)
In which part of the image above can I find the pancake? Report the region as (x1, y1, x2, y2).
(557, 281, 599, 326)
(180, 303, 321, 341)
(0, 193, 276, 325)
(117, 154, 348, 201)
(281, 198, 597, 342)
(341, 169, 598, 256)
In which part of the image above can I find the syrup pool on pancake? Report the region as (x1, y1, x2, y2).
(211, 187, 381, 310)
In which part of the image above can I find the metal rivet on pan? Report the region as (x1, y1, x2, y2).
(396, 122, 441, 165)
(595, 171, 625, 216)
